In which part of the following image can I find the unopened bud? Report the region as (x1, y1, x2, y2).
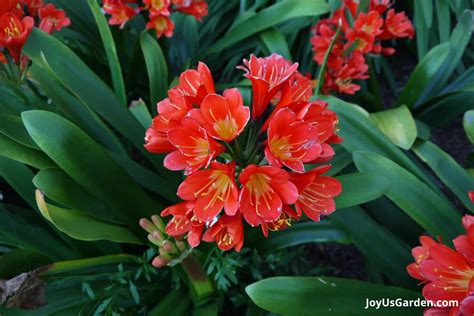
(148, 231, 164, 246)
(152, 255, 169, 268)
(162, 240, 178, 254)
(151, 215, 165, 231)
(139, 218, 156, 234)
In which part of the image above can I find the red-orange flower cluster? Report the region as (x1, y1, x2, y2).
(311, 0, 414, 95)
(143, 54, 343, 252)
(408, 215, 474, 315)
(102, 0, 207, 38)
(0, 0, 70, 63)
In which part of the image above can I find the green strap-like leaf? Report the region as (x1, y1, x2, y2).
(29, 63, 126, 155)
(330, 207, 415, 288)
(129, 99, 153, 129)
(0, 203, 74, 260)
(323, 96, 440, 193)
(87, 0, 126, 106)
(0, 114, 38, 149)
(413, 140, 474, 212)
(23, 29, 145, 149)
(370, 105, 417, 150)
(0, 133, 55, 169)
(254, 221, 351, 255)
(335, 173, 391, 208)
(36, 190, 143, 245)
(33, 168, 122, 224)
(246, 277, 422, 315)
(353, 151, 462, 241)
(22, 110, 160, 235)
(141, 32, 169, 109)
(397, 43, 450, 108)
(207, 0, 329, 54)
(259, 27, 292, 60)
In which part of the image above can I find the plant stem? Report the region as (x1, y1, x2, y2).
(315, 22, 342, 96)
(180, 254, 215, 304)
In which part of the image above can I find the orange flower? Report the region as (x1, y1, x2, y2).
(195, 88, 250, 141)
(408, 216, 474, 315)
(260, 205, 299, 237)
(103, 0, 139, 29)
(160, 202, 205, 248)
(165, 117, 224, 175)
(38, 4, 70, 34)
(0, 13, 33, 63)
(21, 0, 43, 16)
(290, 165, 342, 221)
(265, 108, 321, 173)
(144, 89, 192, 153)
(239, 165, 298, 226)
(144, 0, 171, 16)
(146, 14, 174, 38)
(202, 214, 244, 251)
(174, 0, 208, 21)
(380, 9, 414, 40)
(238, 54, 298, 119)
(176, 62, 215, 105)
(177, 161, 239, 222)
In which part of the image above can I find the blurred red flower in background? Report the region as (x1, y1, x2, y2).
(310, 0, 414, 95)
(101, 0, 208, 38)
(0, 0, 69, 64)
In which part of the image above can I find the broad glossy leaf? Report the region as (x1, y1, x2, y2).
(87, 0, 126, 106)
(29, 64, 126, 155)
(413, 140, 474, 212)
(330, 207, 415, 287)
(168, 14, 198, 73)
(464, 110, 474, 143)
(246, 277, 422, 315)
(259, 27, 292, 60)
(0, 114, 38, 149)
(322, 96, 439, 192)
(110, 152, 180, 203)
(416, 87, 474, 127)
(129, 99, 152, 129)
(33, 168, 121, 224)
(23, 29, 145, 148)
(353, 151, 462, 240)
(22, 110, 159, 235)
(0, 203, 74, 260)
(335, 173, 391, 208)
(36, 190, 142, 245)
(141, 32, 168, 108)
(370, 105, 417, 149)
(207, 0, 329, 53)
(415, 11, 473, 105)
(414, 0, 429, 59)
(255, 221, 350, 255)
(0, 156, 37, 209)
(0, 134, 55, 169)
(397, 43, 450, 108)
(435, 0, 451, 42)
